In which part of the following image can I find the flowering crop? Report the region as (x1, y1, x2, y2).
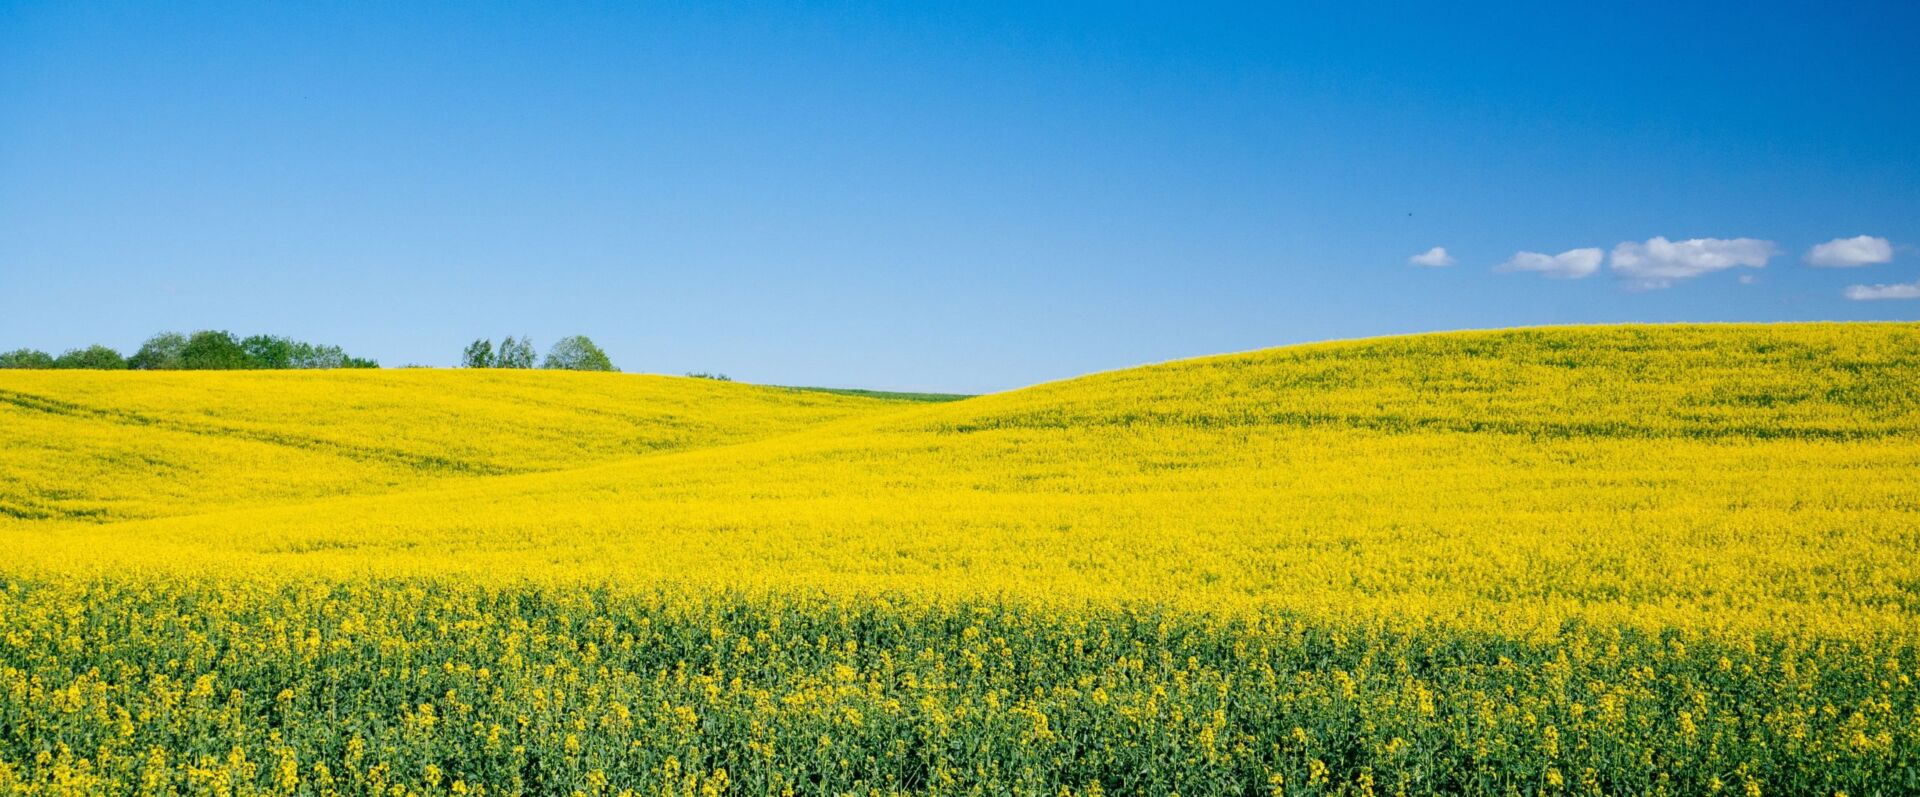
(0, 371, 901, 526)
(0, 323, 1916, 794)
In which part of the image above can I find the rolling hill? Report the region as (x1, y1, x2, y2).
(1, 323, 1915, 794)
(0, 370, 918, 526)
(12, 323, 1917, 631)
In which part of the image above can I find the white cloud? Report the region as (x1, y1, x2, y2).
(1844, 281, 1920, 300)
(1408, 246, 1457, 268)
(1805, 235, 1893, 268)
(1609, 236, 1776, 289)
(1494, 247, 1604, 279)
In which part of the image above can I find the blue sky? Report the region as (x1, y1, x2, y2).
(3, 2, 1916, 392)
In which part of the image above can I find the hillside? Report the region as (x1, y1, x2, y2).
(10, 323, 1918, 631)
(0, 369, 920, 525)
(3, 323, 1916, 794)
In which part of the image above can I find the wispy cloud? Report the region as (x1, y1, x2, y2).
(1805, 235, 1893, 268)
(1494, 248, 1603, 279)
(1408, 247, 1456, 268)
(1843, 281, 1920, 300)
(1609, 236, 1775, 289)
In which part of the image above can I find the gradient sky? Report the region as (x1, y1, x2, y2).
(3, 2, 1917, 392)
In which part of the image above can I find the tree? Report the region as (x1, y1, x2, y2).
(685, 372, 731, 381)
(542, 336, 616, 372)
(293, 343, 377, 369)
(53, 345, 127, 370)
(462, 339, 496, 368)
(58, 331, 372, 371)
(128, 333, 187, 370)
(286, 341, 325, 369)
(296, 343, 343, 369)
(242, 335, 296, 369)
(0, 348, 55, 369)
(496, 336, 537, 369)
(179, 330, 252, 370)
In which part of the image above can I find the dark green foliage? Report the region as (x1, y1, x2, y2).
(542, 335, 616, 372)
(686, 372, 732, 381)
(114, 331, 377, 370)
(241, 335, 297, 369)
(178, 330, 253, 370)
(496, 336, 537, 369)
(128, 332, 188, 370)
(0, 349, 56, 369)
(53, 345, 127, 370)
(462, 339, 496, 368)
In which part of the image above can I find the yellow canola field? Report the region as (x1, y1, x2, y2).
(15, 323, 1918, 634)
(1, 323, 1917, 795)
(0, 370, 910, 526)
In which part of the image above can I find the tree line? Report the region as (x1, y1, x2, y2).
(462, 335, 615, 371)
(2, 332, 622, 372)
(0, 331, 377, 370)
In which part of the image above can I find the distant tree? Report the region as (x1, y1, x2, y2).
(128, 332, 187, 370)
(279, 341, 376, 369)
(242, 335, 296, 369)
(496, 336, 537, 369)
(303, 343, 377, 369)
(285, 341, 323, 369)
(53, 345, 127, 370)
(0, 348, 55, 369)
(287, 342, 324, 368)
(461, 339, 496, 368)
(685, 372, 732, 381)
(81, 331, 373, 370)
(179, 330, 252, 370)
(542, 336, 616, 372)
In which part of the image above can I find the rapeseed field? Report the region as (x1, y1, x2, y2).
(1, 324, 1916, 795)
(0, 371, 906, 527)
